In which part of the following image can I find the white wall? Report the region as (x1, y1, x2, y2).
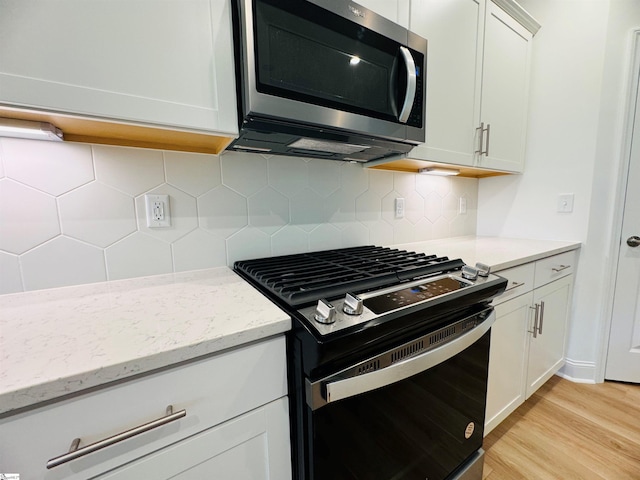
(478, 0, 640, 381)
(0, 139, 479, 294)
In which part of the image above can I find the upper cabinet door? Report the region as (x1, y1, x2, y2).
(408, 0, 485, 167)
(0, 0, 238, 135)
(477, 1, 533, 172)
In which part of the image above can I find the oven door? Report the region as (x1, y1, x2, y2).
(302, 309, 494, 480)
(236, 0, 426, 142)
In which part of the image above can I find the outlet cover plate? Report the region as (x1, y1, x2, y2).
(145, 194, 171, 227)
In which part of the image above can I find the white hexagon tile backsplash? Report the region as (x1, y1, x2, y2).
(0, 138, 478, 294)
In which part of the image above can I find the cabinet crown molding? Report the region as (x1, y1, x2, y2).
(491, 0, 541, 35)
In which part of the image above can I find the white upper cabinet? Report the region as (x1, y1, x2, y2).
(408, 0, 485, 168)
(0, 0, 238, 136)
(477, 1, 533, 172)
(407, 0, 538, 174)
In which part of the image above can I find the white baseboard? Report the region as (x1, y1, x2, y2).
(557, 358, 597, 384)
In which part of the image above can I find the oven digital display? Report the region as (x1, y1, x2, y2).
(363, 277, 468, 314)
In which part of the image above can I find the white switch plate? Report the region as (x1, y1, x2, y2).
(145, 194, 171, 227)
(557, 193, 574, 213)
(459, 196, 467, 214)
(395, 197, 405, 218)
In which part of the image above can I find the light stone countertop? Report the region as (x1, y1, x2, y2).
(393, 236, 581, 272)
(0, 236, 581, 417)
(0, 267, 290, 416)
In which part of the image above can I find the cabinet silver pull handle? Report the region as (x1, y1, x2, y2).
(538, 300, 545, 335)
(46, 405, 186, 469)
(505, 280, 526, 292)
(475, 123, 489, 156)
(475, 122, 485, 155)
(529, 304, 540, 338)
(551, 264, 571, 273)
(484, 123, 491, 156)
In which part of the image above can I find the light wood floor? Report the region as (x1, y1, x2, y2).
(483, 376, 640, 480)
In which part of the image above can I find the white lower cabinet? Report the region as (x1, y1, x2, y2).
(97, 397, 290, 480)
(525, 276, 574, 398)
(485, 251, 577, 434)
(0, 336, 291, 480)
(485, 291, 532, 433)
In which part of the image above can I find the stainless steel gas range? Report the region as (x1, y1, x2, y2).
(234, 245, 507, 480)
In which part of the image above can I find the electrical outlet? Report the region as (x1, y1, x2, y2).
(145, 194, 171, 227)
(395, 197, 405, 218)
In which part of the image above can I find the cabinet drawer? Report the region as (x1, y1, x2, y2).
(493, 262, 535, 305)
(97, 397, 291, 480)
(534, 251, 577, 288)
(0, 336, 287, 480)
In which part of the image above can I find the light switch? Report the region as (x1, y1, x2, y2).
(459, 196, 467, 214)
(557, 194, 574, 213)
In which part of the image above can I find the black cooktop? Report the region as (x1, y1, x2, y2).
(234, 245, 465, 307)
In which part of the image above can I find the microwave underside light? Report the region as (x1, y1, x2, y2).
(419, 167, 461, 176)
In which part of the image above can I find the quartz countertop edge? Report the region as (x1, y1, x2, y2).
(0, 236, 581, 417)
(0, 267, 290, 416)
(393, 236, 582, 272)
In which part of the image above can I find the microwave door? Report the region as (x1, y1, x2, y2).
(244, 0, 413, 141)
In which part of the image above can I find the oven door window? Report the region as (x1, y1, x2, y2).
(254, 0, 417, 124)
(308, 331, 490, 480)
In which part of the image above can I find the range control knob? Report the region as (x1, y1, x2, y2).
(475, 262, 491, 277)
(314, 299, 336, 324)
(343, 293, 363, 316)
(461, 265, 479, 281)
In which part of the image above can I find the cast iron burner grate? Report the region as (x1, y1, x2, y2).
(234, 245, 465, 307)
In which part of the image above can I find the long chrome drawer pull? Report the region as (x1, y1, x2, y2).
(551, 264, 571, 273)
(46, 405, 186, 469)
(538, 300, 545, 335)
(505, 281, 526, 292)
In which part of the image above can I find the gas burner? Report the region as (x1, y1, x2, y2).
(234, 245, 506, 338)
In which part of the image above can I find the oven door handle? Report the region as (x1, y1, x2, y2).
(306, 311, 495, 410)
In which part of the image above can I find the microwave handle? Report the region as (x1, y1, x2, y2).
(398, 46, 417, 123)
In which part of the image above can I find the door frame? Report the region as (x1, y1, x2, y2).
(597, 28, 640, 382)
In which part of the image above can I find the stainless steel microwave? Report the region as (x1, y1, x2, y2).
(227, 0, 427, 163)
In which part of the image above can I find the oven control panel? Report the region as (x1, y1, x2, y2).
(299, 272, 506, 337)
(363, 277, 469, 314)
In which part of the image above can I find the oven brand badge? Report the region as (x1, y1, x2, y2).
(348, 5, 365, 18)
(464, 422, 475, 439)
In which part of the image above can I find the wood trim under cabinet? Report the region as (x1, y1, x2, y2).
(0, 108, 235, 155)
(367, 158, 511, 178)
